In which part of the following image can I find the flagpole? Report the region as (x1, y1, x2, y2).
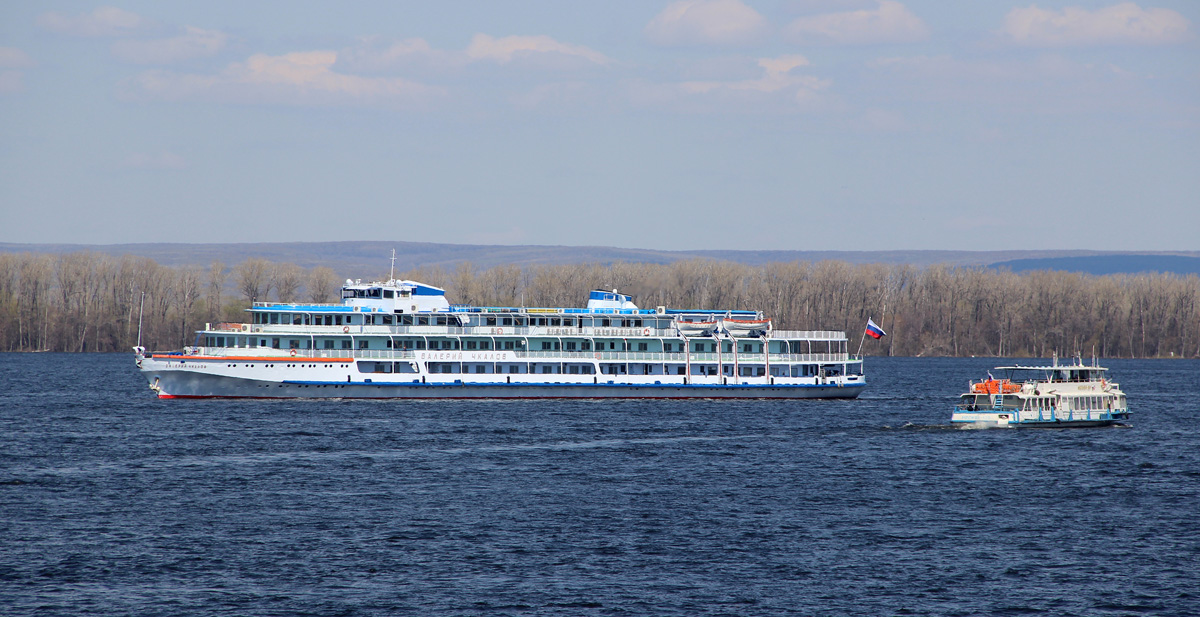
(857, 317, 869, 359)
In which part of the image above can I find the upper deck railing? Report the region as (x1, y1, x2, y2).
(208, 322, 848, 341)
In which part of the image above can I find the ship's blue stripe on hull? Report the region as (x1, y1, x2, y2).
(282, 380, 861, 389)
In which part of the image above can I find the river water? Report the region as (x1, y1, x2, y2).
(2, 354, 1197, 616)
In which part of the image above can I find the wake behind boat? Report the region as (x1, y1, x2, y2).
(133, 276, 866, 400)
(951, 356, 1129, 428)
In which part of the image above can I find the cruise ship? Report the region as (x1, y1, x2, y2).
(133, 278, 866, 399)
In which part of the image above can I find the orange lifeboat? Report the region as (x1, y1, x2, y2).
(971, 379, 1020, 394)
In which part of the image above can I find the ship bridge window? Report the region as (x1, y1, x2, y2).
(384, 290, 394, 299)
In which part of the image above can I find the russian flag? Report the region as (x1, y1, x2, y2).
(866, 318, 886, 339)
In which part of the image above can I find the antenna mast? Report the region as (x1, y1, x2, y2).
(136, 291, 145, 348)
(389, 249, 396, 283)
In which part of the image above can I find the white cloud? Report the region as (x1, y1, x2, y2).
(337, 34, 608, 74)
(111, 26, 228, 65)
(0, 48, 33, 94)
(122, 50, 445, 108)
(646, 0, 769, 46)
(465, 34, 610, 65)
(0, 47, 34, 68)
(337, 37, 444, 73)
(1001, 2, 1191, 47)
(37, 6, 148, 37)
(678, 54, 830, 103)
(786, 0, 928, 45)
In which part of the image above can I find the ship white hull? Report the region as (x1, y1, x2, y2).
(141, 367, 865, 400)
(951, 410, 1129, 428)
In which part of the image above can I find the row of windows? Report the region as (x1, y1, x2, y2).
(205, 335, 839, 358)
(353, 361, 859, 378)
(252, 311, 743, 330)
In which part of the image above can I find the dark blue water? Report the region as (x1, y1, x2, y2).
(2, 354, 1197, 616)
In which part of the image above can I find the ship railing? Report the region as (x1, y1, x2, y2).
(215, 324, 853, 341)
(769, 330, 849, 341)
(184, 345, 852, 365)
(234, 325, 677, 337)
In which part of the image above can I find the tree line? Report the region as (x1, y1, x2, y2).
(1, 252, 1197, 358)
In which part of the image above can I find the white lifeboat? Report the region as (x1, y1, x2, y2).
(674, 319, 718, 336)
(723, 318, 771, 336)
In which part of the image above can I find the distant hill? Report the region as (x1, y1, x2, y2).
(989, 255, 1200, 276)
(2, 241, 1197, 278)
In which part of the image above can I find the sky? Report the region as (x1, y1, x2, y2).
(1, 1, 1197, 252)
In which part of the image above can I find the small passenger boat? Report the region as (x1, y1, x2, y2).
(951, 357, 1129, 428)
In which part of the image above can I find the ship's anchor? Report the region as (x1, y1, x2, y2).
(149, 377, 162, 394)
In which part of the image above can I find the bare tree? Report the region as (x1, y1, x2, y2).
(271, 263, 304, 303)
(206, 261, 226, 321)
(306, 267, 340, 303)
(234, 258, 272, 304)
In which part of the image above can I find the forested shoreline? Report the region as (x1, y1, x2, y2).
(1, 252, 1197, 358)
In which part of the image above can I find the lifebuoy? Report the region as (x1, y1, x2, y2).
(642, 327, 650, 336)
(290, 349, 297, 357)
(343, 326, 350, 333)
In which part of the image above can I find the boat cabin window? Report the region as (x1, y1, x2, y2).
(384, 290, 394, 299)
